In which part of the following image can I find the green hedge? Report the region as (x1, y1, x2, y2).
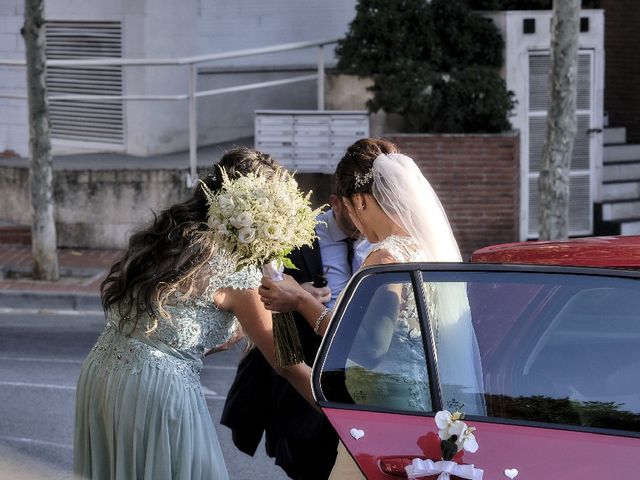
(336, 0, 515, 133)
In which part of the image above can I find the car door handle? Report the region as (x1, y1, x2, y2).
(379, 457, 413, 477)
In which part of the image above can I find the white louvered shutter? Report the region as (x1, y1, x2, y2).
(527, 51, 594, 237)
(45, 21, 124, 146)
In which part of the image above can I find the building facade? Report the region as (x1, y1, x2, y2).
(0, 0, 356, 158)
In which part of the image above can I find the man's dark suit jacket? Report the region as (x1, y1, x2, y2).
(220, 239, 339, 479)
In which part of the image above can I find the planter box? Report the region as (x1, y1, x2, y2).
(386, 132, 520, 259)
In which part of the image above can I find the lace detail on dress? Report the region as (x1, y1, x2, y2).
(215, 264, 262, 292)
(369, 235, 425, 263)
(349, 235, 432, 411)
(374, 283, 431, 411)
(94, 251, 262, 387)
(90, 323, 204, 389)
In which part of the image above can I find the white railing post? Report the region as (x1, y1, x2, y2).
(317, 44, 325, 111)
(187, 63, 198, 187)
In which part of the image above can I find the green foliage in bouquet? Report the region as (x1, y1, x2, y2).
(335, 0, 515, 134)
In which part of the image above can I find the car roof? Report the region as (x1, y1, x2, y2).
(471, 235, 640, 268)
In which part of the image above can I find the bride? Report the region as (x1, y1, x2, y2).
(259, 138, 485, 479)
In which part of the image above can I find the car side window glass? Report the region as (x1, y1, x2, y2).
(319, 272, 432, 413)
(429, 271, 640, 434)
(423, 279, 487, 416)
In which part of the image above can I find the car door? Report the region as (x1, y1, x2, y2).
(312, 264, 640, 479)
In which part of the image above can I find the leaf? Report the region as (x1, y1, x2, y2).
(281, 257, 298, 270)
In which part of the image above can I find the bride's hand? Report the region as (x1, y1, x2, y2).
(258, 274, 312, 312)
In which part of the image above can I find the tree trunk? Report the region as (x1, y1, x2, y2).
(538, 0, 580, 241)
(22, 0, 59, 280)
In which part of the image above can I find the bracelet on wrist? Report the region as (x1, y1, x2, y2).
(313, 308, 331, 335)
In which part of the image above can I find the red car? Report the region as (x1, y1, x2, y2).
(312, 235, 640, 479)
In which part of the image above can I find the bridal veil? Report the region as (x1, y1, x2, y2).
(372, 153, 486, 415)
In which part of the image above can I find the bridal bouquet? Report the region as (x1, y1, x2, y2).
(201, 167, 323, 366)
(406, 410, 483, 480)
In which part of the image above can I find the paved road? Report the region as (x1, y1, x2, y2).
(0, 308, 288, 480)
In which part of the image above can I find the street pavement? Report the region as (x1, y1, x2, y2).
(0, 245, 288, 480)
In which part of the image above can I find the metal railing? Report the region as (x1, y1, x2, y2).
(0, 37, 339, 185)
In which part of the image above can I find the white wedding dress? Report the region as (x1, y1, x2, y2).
(345, 235, 431, 411)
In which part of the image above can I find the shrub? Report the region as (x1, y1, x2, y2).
(369, 64, 515, 133)
(335, 0, 433, 77)
(429, 0, 504, 71)
(336, 0, 514, 133)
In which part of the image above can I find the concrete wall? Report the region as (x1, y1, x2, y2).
(0, 0, 28, 158)
(0, 165, 192, 248)
(386, 133, 521, 260)
(0, 130, 519, 253)
(0, 163, 332, 249)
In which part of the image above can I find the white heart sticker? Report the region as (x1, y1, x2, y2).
(350, 428, 365, 440)
(504, 468, 519, 479)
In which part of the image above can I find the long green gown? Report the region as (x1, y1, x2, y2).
(74, 255, 260, 479)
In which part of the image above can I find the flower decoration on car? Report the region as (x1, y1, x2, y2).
(406, 409, 484, 480)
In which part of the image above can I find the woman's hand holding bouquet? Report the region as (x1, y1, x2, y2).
(201, 167, 323, 366)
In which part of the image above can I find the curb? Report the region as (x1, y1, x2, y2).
(0, 290, 102, 311)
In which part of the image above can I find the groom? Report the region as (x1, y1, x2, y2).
(221, 187, 368, 480)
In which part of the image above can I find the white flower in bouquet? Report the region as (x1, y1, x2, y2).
(230, 212, 254, 229)
(217, 194, 235, 214)
(237, 227, 256, 244)
(200, 167, 323, 269)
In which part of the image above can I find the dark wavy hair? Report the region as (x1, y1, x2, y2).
(101, 147, 279, 331)
(334, 138, 399, 198)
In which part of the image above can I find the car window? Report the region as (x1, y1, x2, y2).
(318, 271, 433, 413)
(425, 270, 640, 433)
(423, 278, 486, 415)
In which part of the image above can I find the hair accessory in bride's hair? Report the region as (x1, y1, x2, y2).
(353, 170, 373, 190)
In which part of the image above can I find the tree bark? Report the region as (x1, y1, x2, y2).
(23, 0, 59, 280)
(538, 0, 580, 241)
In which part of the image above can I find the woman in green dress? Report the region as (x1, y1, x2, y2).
(74, 148, 313, 479)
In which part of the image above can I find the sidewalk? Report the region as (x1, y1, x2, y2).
(0, 244, 122, 311)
